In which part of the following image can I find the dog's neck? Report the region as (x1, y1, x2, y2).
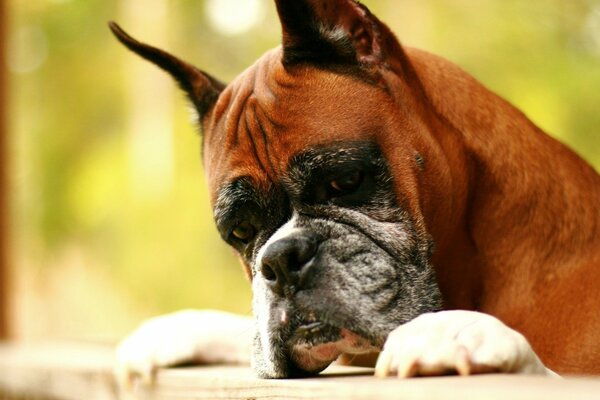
(405, 47, 600, 311)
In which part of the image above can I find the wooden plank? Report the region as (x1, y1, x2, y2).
(139, 365, 600, 400)
(1, 342, 600, 400)
(0, 0, 8, 340)
(0, 342, 118, 400)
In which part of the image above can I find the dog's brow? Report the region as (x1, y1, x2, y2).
(286, 141, 382, 179)
(213, 178, 260, 227)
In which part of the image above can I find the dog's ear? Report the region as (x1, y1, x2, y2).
(275, 0, 396, 67)
(109, 22, 225, 121)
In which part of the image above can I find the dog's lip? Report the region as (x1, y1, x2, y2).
(287, 325, 379, 374)
(295, 321, 325, 335)
(285, 308, 375, 346)
(289, 319, 341, 345)
(287, 314, 376, 350)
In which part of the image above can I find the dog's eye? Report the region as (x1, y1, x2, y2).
(231, 222, 256, 243)
(329, 171, 364, 195)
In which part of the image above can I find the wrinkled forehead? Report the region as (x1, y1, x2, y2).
(202, 48, 391, 205)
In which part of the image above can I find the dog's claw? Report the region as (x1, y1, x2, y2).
(374, 350, 391, 378)
(397, 358, 419, 378)
(115, 335, 160, 390)
(455, 346, 472, 376)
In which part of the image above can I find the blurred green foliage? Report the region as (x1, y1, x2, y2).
(7, 0, 600, 338)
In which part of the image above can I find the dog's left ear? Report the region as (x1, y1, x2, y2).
(275, 0, 397, 67)
(109, 22, 225, 121)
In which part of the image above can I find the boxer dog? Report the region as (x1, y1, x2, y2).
(111, 0, 600, 383)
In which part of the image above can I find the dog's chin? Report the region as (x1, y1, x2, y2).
(287, 321, 378, 375)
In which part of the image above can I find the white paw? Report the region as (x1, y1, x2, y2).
(375, 310, 557, 378)
(115, 310, 253, 388)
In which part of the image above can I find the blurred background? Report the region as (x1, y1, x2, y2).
(2, 0, 599, 342)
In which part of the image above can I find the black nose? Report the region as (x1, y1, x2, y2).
(260, 231, 320, 294)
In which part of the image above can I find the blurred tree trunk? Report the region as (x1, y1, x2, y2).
(0, 0, 7, 339)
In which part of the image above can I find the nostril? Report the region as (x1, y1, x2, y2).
(259, 231, 321, 290)
(289, 239, 317, 271)
(261, 263, 277, 281)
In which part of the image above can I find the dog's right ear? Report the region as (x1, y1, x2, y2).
(109, 22, 225, 121)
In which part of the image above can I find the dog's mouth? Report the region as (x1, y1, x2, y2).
(284, 311, 378, 374)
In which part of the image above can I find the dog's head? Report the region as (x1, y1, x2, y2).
(111, 0, 443, 378)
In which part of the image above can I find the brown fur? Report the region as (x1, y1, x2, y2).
(200, 43, 600, 374)
(409, 48, 600, 374)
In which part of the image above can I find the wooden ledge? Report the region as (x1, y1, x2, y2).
(1, 342, 600, 400)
